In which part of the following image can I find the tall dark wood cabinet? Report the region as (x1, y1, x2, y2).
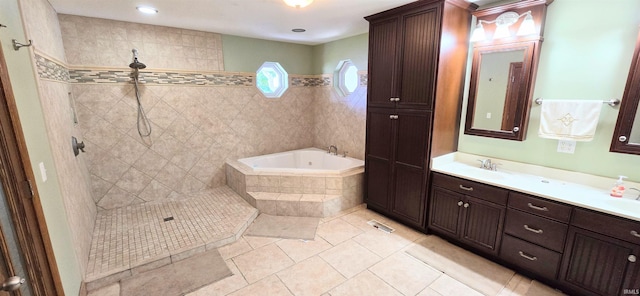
(364, 0, 476, 230)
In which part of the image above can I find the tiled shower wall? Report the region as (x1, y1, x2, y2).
(20, 0, 96, 278)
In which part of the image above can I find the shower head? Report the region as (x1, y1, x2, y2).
(129, 58, 147, 69)
(129, 48, 147, 69)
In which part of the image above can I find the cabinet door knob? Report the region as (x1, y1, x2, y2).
(619, 135, 628, 142)
(463, 203, 469, 208)
(519, 251, 538, 261)
(395, 97, 400, 102)
(513, 127, 520, 132)
(459, 185, 473, 191)
(631, 230, 640, 238)
(524, 225, 544, 234)
(527, 203, 549, 212)
(629, 255, 637, 263)
(389, 115, 398, 119)
(457, 201, 463, 206)
(389, 98, 395, 102)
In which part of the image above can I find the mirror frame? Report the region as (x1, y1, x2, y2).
(465, 42, 536, 140)
(464, 0, 550, 141)
(610, 28, 640, 155)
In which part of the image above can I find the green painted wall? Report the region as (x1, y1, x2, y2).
(459, 0, 640, 182)
(312, 33, 369, 75)
(0, 0, 81, 294)
(222, 35, 314, 74)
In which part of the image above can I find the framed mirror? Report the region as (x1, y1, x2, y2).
(611, 29, 640, 155)
(464, 0, 550, 141)
(465, 42, 535, 140)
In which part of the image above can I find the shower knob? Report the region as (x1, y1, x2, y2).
(72, 136, 86, 157)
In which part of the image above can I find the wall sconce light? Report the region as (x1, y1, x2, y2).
(470, 11, 535, 42)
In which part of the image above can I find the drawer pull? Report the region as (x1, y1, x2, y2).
(459, 185, 474, 191)
(463, 203, 469, 208)
(457, 201, 463, 207)
(518, 251, 538, 261)
(632, 230, 640, 238)
(527, 203, 549, 212)
(630, 255, 637, 263)
(524, 225, 544, 234)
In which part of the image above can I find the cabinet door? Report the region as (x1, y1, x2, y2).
(559, 227, 638, 296)
(397, 4, 441, 110)
(365, 108, 395, 209)
(390, 110, 430, 226)
(428, 186, 463, 237)
(368, 18, 398, 108)
(460, 196, 505, 255)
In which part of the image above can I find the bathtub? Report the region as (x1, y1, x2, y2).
(226, 148, 365, 217)
(238, 148, 364, 175)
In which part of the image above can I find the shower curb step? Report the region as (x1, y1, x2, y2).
(247, 192, 353, 218)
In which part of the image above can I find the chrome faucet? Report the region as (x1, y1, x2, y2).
(477, 159, 497, 171)
(328, 145, 338, 155)
(630, 188, 640, 200)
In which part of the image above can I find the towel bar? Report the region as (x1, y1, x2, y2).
(534, 98, 620, 107)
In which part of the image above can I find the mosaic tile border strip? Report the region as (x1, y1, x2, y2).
(34, 54, 370, 87)
(35, 54, 70, 82)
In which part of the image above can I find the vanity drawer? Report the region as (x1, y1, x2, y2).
(500, 235, 562, 280)
(508, 192, 572, 223)
(432, 173, 508, 205)
(504, 209, 568, 252)
(572, 208, 640, 245)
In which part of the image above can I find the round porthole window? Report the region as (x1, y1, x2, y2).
(256, 62, 289, 98)
(334, 60, 358, 97)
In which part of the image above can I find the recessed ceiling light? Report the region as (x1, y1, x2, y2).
(283, 0, 313, 8)
(137, 6, 158, 14)
(292, 28, 306, 33)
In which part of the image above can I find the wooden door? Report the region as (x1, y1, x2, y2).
(1, 186, 29, 295)
(396, 4, 440, 110)
(390, 110, 430, 227)
(367, 18, 398, 108)
(365, 108, 395, 209)
(428, 187, 462, 237)
(501, 62, 523, 131)
(460, 196, 505, 255)
(0, 43, 59, 295)
(559, 227, 635, 296)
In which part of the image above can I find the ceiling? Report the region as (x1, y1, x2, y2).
(48, 0, 502, 45)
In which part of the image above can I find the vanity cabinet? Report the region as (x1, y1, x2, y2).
(500, 193, 571, 279)
(559, 209, 640, 296)
(428, 173, 507, 255)
(364, 0, 475, 230)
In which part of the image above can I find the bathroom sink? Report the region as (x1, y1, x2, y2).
(604, 198, 640, 214)
(443, 162, 511, 181)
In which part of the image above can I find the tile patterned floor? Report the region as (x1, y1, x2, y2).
(88, 204, 567, 296)
(86, 186, 258, 284)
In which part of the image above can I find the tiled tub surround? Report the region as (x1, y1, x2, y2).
(84, 186, 258, 291)
(432, 152, 640, 222)
(226, 151, 364, 217)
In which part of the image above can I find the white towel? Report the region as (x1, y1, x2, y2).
(538, 100, 602, 142)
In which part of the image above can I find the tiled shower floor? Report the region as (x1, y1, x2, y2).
(85, 186, 258, 288)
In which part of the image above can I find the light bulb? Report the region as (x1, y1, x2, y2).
(470, 22, 486, 42)
(517, 13, 536, 36)
(493, 25, 510, 39)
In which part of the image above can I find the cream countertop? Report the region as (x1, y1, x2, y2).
(431, 152, 640, 222)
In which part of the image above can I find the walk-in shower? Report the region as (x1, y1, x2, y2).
(130, 49, 152, 138)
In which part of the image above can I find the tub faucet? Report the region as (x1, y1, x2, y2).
(329, 145, 338, 155)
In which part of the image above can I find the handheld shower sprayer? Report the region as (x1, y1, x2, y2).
(129, 49, 151, 138)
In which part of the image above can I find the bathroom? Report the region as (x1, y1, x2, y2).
(0, 0, 639, 295)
